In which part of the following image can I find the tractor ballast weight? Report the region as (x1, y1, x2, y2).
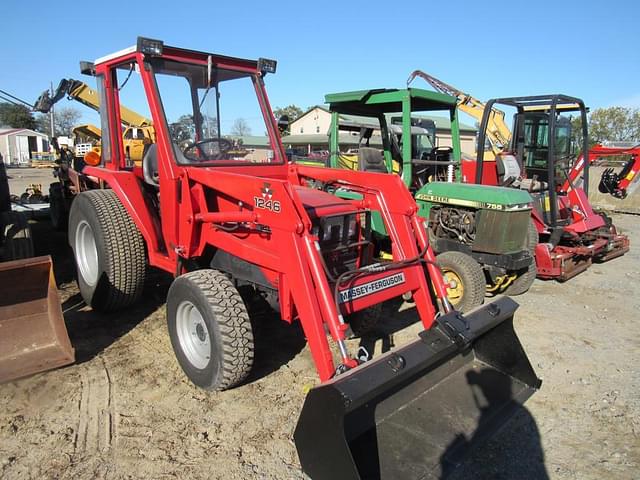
(66, 38, 539, 477)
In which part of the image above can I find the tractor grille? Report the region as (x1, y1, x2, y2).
(473, 209, 530, 255)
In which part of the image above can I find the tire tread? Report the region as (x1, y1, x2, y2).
(179, 270, 254, 390)
(77, 189, 146, 311)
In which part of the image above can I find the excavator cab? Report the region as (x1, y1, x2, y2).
(516, 113, 573, 184)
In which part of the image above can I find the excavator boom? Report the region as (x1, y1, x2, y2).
(407, 70, 512, 153)
(565, 143, 640, 198)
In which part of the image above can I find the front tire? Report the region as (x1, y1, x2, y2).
(68, 189, 146, 312)
(167, 270, 254, 391)
(436, 251, 485, 312)
(504, 220, 538, 296)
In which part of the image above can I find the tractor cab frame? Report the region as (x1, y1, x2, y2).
(467, 95, 629, 280)
(473, 95, 589, 228)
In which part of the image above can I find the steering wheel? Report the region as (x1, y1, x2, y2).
(182, 138, 233, 160)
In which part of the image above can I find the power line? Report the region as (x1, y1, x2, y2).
(0, 89, 33, 108)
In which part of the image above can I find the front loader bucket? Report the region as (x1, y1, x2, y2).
(294, 296, 540, 479)
(0, 256, 74, 383)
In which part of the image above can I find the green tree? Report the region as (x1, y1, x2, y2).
(571, 107, 640, 152)
(273, 104, 304, 134)
(588, 107, 640, 144)
(570, 115, 584, 152)
(0, 103, 36, 129)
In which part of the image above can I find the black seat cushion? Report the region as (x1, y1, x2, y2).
(142, 144, 159, 187)
(358, 147, 387, 173)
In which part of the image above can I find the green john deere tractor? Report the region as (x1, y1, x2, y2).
(314, 88, 536, 311)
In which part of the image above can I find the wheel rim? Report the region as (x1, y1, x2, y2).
(75, 220, 99, 286)
(442, 269, 464, 304)
(176, 300, 211, 370)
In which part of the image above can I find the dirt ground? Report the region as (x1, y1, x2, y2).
(1, 168, 639, 479)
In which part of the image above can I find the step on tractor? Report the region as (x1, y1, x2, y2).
(301, 89, 536, 311)
(466, 95, 629, 280)
(64, 38, 540, 479)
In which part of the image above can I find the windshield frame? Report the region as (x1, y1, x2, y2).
(147, 58, 284, 167)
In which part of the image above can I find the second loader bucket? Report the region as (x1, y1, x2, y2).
(294, 296, 540, 479)
(0, 256, 74, 383)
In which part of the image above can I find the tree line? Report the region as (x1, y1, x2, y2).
(4, 101, 637, 146)
(0, 103, 81, 136)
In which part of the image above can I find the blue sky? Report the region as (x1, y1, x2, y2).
(1, 0, 638, 130)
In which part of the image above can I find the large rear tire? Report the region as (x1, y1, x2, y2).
(68, 189, 146, 312)
(0, 211, 34, 261)
(436, 251, 485, 312)
(504, 220, 538, 296)
(167, 269, 254, 391)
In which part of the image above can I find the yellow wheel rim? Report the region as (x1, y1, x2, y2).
(442, 269, 464, 305)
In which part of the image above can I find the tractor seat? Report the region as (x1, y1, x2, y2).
(142, 144, 159, 187)
(496, 154, 521, 186)
(358, 147, 387, 173)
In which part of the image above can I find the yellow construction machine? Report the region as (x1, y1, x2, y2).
(34, 79, 155, 165)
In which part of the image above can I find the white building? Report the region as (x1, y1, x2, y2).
(0, 128, 50, 165)
(289, 106, 478, 155)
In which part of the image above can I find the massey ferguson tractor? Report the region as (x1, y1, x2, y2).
(467, 95, 629, 280)
(65, 38, 540, 479)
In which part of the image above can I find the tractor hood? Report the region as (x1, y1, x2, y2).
(294, 186, 357, 219)
(415, 182, 533, 210)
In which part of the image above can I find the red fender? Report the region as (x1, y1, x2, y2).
(82, 166, 174, 272)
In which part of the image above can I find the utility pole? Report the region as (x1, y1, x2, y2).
(49, 81, 55, 137)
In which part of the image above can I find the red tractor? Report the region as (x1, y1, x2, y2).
(66, 38, 539, 478)
(465, 95, 629, 280)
